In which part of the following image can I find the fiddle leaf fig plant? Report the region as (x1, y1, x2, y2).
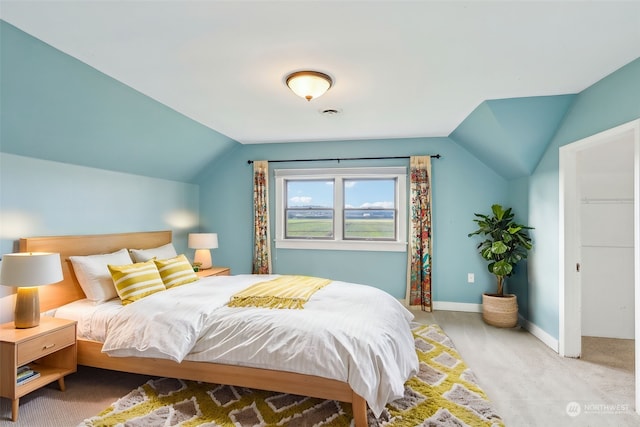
(468, 204, 533, 296)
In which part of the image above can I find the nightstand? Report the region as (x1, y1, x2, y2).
(0, 317, 77, 422)
(196, 266, 231, 278)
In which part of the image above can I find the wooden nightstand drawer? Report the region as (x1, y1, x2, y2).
(17, 325, 75, 366)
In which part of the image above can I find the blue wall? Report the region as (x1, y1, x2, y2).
(526, 58, 640, 339)
(0, 21, 237, 183)
(451, 95, 575, 179)
(505, 176, 532, 319)
(0, 154, 200, 256)
(0, 153, 200, 323)
(195, 137, 508, 300)
(0, 22, 217, 323)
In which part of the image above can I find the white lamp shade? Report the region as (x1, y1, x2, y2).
(188, 233, 218, 270)
(188, 233, 218, 249)
(0, 252, 63, 287)
(0, 252, 64, 328)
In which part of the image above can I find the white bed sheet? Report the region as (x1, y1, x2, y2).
(55, 274, 418, 417)
(54, 298, 123, 341)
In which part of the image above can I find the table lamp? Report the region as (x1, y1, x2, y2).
(0, 252, 63, 328)
(188, 233, 218, 270)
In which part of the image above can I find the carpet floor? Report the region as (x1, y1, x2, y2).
(78, 323, 503, 426)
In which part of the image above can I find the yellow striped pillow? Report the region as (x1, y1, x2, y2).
(154, 254, 198, 289)
(108, 260, 166, 305)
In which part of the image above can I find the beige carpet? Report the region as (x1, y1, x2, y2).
(79, 323, 503, 426)
(582, 336, 634, 372)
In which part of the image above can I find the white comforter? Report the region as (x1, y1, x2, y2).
(100, 274, 418, 416)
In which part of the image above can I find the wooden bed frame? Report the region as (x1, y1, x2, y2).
(21, 230, 369, 426)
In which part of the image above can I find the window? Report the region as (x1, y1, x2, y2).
(344, 178, 396, 240)
(275, 167, 407, 252)
(285, 180, 334, 239)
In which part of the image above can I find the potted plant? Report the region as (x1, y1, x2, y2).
(468, 204, 533, 327)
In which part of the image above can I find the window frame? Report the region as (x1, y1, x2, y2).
(275, 167, 407, 252)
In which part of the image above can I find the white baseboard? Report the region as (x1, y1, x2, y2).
(432, 301, 482, 313)
(399, 300, 481, 313)
(518, 314, 559, 353)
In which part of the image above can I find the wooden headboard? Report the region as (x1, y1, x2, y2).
(19, 230, 173, 312)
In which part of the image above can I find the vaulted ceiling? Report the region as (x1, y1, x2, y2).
(1, 1, 639, 180)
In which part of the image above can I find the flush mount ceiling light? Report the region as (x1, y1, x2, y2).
(285, 71, 333, 101)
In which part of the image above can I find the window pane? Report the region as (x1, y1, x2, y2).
(344, 210, 395, 239)
(285, 180, 334, 238)
(286, 210, 334, 238)
(344, 179, 396, 240)
(286, 180, 333, 208)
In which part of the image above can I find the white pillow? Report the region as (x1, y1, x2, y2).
(129, 243, 178, 262)
(69, 248, 133, 303)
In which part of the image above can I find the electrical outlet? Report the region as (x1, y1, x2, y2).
(467, 273, 475, 283)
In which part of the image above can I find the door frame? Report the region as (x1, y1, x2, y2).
(559, 118, 640, 413)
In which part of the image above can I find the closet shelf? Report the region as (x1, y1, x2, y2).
(580, 197, 633, 204)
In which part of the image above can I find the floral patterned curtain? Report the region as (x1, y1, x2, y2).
(252, 161, 272, 274)
(406, 156, 433, 311)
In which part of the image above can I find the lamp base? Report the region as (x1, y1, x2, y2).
(14, 287, 40, 329)
(194, 249, 213, 270)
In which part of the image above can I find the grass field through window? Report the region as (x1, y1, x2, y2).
(286, 219, 333, 237)
(286, 218, 394, 239)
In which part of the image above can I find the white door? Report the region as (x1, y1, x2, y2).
(559, 119, 640, 414)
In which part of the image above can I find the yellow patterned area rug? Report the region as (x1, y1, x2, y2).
(79, 324, 504, 427)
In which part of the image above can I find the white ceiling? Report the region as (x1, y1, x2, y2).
(1, 1, 639, 144)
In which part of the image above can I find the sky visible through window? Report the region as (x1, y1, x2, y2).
(287, 179, 394, 208)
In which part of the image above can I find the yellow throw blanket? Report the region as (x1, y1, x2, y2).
(228, 275, 332, 309)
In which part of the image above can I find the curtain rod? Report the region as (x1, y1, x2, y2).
(247, 154, 441, 165)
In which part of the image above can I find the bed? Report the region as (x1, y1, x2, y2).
(22, 230, 418, 427)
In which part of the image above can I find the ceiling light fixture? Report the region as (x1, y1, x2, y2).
(285, 71, 333, 101)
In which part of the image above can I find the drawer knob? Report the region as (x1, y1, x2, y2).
(43, 343, 55, 350)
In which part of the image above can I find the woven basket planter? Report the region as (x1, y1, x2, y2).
(482, 293, 518, 328)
